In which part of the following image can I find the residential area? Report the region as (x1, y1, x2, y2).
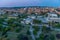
(0, 7, 60, 40)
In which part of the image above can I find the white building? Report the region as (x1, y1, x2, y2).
(0, 10, 5, 15)
(47, 13, 60, 23)
(27, 15, 36, 19)
(23, 18, 32, 24)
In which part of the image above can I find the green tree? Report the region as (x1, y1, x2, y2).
(33, 26, 40, 35)
(42, 25, 51, 33)
(0, 24, 3, 31)
(33, 19, 42, 24)
(54, 24, 60, 28)
(37, 33, 44, 40)
(17, 34, 28, 40)
(26, 30, 31, 35)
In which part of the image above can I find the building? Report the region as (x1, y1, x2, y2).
(47, 13, 60, 23)
(48, 8, 55, 13)
(34, 8, 41, 14)
(18, 8, 26, 13)
(27, 8, 34, 14)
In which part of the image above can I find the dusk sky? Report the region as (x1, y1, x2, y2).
(0, 0, 60, 7)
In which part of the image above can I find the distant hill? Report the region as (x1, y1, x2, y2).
(0, 6, 55, 9)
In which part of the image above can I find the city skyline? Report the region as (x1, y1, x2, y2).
(0, 0, 60, 7)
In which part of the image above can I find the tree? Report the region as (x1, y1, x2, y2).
(15, 28, 21, 33)
(54, 24, 60, 28)
(33, 26, 40, 35)
(44, 34, 55, 40)
(0, 18, 4, 23)
(26, 30, 31, 35)
(42, 25, 51, 33)
(33, 26, 40, 31)
(50, 34, 55, 40)
(37, 33, 44, 40)
(17, 34, 28, 40)
(7, 18, 15, 24)
(33, 30, 37, 35)
(33, 19, 42, 24)
(0, 24, 3, 31)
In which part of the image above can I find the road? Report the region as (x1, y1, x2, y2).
(29, 25, 36, 40)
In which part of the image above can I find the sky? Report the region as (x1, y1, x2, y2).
(0, 0, 60, 7)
